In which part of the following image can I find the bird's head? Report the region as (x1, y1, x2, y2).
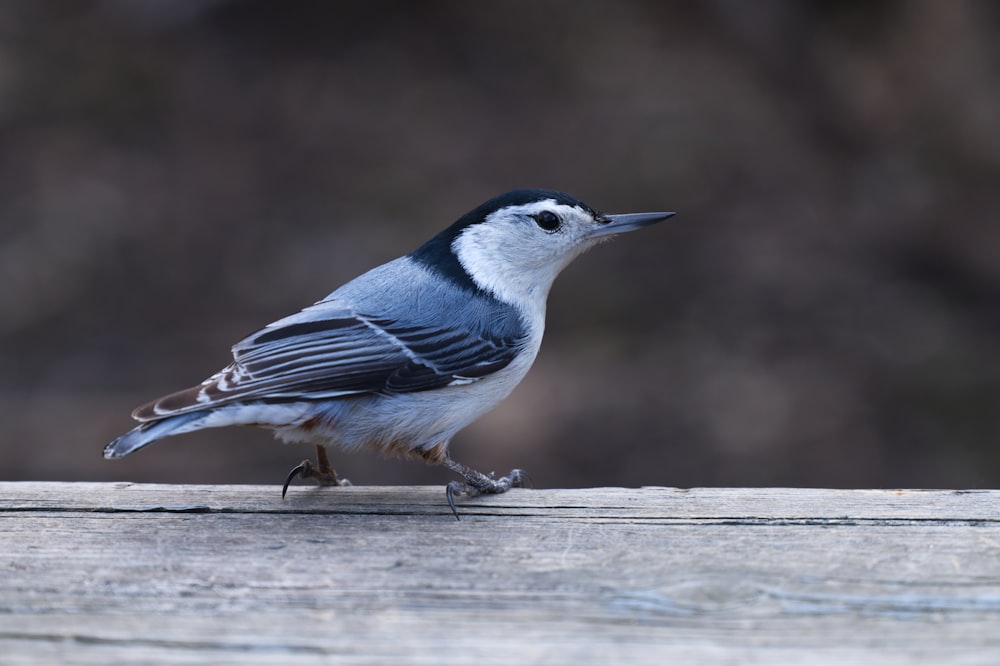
(410, 188, 675, 308)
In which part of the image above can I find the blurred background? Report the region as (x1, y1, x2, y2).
(2, 0, 999, 489)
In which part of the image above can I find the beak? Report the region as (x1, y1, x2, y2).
(589, 211, 676, 238)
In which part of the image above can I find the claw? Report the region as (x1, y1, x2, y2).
(282, 462, 308, 499)
(280, 445, 346, 498)
(508, 469, 531, 489)
(441, 456, 529, 520)
(446, 481, 462, 521)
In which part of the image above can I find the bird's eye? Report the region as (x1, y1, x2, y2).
(532, 211, 561, 232)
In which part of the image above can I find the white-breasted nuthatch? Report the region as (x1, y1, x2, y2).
(105, 189, 674, 517)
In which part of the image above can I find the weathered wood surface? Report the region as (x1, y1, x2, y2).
(3, 483, 1000, 665)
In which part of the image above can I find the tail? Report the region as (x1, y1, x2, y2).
(103, 412, 207, 459)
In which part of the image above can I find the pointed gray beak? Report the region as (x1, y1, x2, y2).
(589, 211, 676, 238)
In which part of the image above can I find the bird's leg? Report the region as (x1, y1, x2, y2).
(442, 456, 529, 520)
(282, 444, 351, 498)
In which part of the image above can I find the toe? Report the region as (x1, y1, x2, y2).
(509, 469, 531, 488)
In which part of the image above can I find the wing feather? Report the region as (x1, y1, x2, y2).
(133, 304, 527, 421)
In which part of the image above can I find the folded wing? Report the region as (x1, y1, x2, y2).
(133, 305, 525, 421)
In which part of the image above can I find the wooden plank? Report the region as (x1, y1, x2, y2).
(2, 483, 1000, 665)
(5, 482, 1000, 521)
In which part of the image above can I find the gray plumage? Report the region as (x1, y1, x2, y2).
(104, 189, 674, 514)
(107, 257, 532, 462)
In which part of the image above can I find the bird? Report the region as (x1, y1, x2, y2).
(104, 188, 675, 518)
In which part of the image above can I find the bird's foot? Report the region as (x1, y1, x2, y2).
(281, 445, 350, 498)
(442, 457, 530, 520)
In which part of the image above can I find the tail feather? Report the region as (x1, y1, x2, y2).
(103, 412, 205, 459)
(105, 402, 313, 458)
(131, 385, 206, 421)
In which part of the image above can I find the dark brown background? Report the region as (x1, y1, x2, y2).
(3, 1, 999, 490)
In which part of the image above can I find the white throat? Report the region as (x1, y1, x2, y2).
(451, 226, 564, 318)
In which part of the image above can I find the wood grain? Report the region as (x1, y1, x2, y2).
(2, 482, 999, 665)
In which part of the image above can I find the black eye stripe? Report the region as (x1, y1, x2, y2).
(532, 211, 561, 231)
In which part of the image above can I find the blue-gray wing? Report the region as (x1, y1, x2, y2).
(133, 304, 526, 420)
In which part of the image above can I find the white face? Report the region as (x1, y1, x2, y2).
(451, 199, 610, 310)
